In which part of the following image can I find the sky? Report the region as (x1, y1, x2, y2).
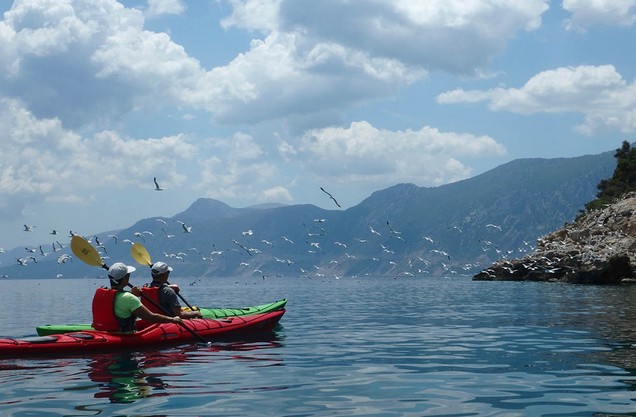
(1, 0, 635, 249)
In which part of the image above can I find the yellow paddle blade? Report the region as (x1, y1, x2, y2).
(131, 242, 152, 266)
(71, 235, 105, 268)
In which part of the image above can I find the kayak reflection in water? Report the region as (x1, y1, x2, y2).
(87, 351, 183, 403)
(86, 339, 285, 403)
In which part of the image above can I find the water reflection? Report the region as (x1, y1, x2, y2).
(87, 352, 174, 403)
(544, 284, 636, 372)
(85, 338, 285, 404)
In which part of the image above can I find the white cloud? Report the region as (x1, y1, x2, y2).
(208, 0, 550, 123)
(437, 65, 636, 134)
(223, 0, 548, 73)
(221, 0, 282, 32)
(260, 186, 293, 203)
(145, 0, 186, 17)
(196, 133, 282, 202)
(275, 0, 549, 74)
(563, 0, 636, 31)
(196, 32, 421, 125)
(0, 97, 197, 218)
(0, 0, 552, 131)
(284, 121, 506, 187)
(90, 130, 197, 187)
(0, 0, 210, 130)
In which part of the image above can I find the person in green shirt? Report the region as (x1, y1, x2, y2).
(108, 262, 182, 331)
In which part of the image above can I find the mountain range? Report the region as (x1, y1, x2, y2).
(0, 150, 617, 280)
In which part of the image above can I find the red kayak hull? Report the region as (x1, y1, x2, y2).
(0, 310, 284, 357)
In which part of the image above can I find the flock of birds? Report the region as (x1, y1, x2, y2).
(1, 180, 535, 280)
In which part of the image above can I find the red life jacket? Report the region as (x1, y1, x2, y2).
(140, 286, 163, 314)
(91, 288, 120, 332)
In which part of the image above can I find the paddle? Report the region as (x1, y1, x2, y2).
(71, 236, 208, 344)
(71, 235, 109, 271)
(130, 242, 198, 311)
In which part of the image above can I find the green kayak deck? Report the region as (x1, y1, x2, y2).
(36, 298, 287, 336)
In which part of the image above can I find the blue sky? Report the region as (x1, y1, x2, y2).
(1, 0, 635, 249)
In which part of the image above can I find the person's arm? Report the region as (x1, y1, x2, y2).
(133, 304, 182, 324)
(164, 286, 203, 319)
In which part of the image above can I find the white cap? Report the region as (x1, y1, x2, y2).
(108, 262, 136, 283)
(151, 261, 173, 275)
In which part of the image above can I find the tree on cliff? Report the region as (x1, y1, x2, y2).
(585, 140, 636, 212)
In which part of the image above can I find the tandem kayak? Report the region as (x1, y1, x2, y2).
(36, 298, 288, 336)
(1, 310, 285, 357)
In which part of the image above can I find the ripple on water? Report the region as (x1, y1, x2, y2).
(1, 277, 636, 416)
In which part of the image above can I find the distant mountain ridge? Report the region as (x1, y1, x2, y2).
(0, 151, 616, 279)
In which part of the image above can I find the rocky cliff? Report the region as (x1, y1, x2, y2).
(473, 193, 636, 284)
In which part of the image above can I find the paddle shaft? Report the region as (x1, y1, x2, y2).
(171, 282, 197, 311)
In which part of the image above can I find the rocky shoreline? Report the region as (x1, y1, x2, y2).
(473, 193, 636, 284)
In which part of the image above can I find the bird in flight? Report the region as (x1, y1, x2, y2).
(368, 224, 381, 236)
(320, 187, 341, 208)
(386, 221, 401, 235)
(176, 220, 192, 233)
(153, 177, 163, 191)
(233, 239, 252, 256)
(23, 224, 35, 232)
(57, 254, 72, 264)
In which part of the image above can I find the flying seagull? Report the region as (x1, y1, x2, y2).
(153, 177, 163, 191)
(320, 187, 341, 208)
(368, 224, 381, 236)
(486, 223, 503, 232)
(57, 254, 72, 264)
(176, 220, 192, 233)
(233, 239, 252, 256)
(386, 221, 401, 235)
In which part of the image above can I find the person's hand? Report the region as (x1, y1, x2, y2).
(171, 316, 182, 324)
(194, 311, 203, 318)
(130, 286, 141, 297)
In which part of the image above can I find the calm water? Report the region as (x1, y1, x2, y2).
(1, 276, 636, 416)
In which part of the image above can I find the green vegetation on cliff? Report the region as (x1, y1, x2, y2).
(585, 141, 636, 212)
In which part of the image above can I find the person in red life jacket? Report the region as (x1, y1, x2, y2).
(148, 261, 202, 319)
(107, 262, 182, 331)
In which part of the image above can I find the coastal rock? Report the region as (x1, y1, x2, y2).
(473, 193, 636, 284)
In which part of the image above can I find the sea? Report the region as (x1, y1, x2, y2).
(0, 275, 635, 417)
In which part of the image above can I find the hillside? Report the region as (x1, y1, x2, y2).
(474, 192, 636, 284)
(0, 151, 616, 279)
